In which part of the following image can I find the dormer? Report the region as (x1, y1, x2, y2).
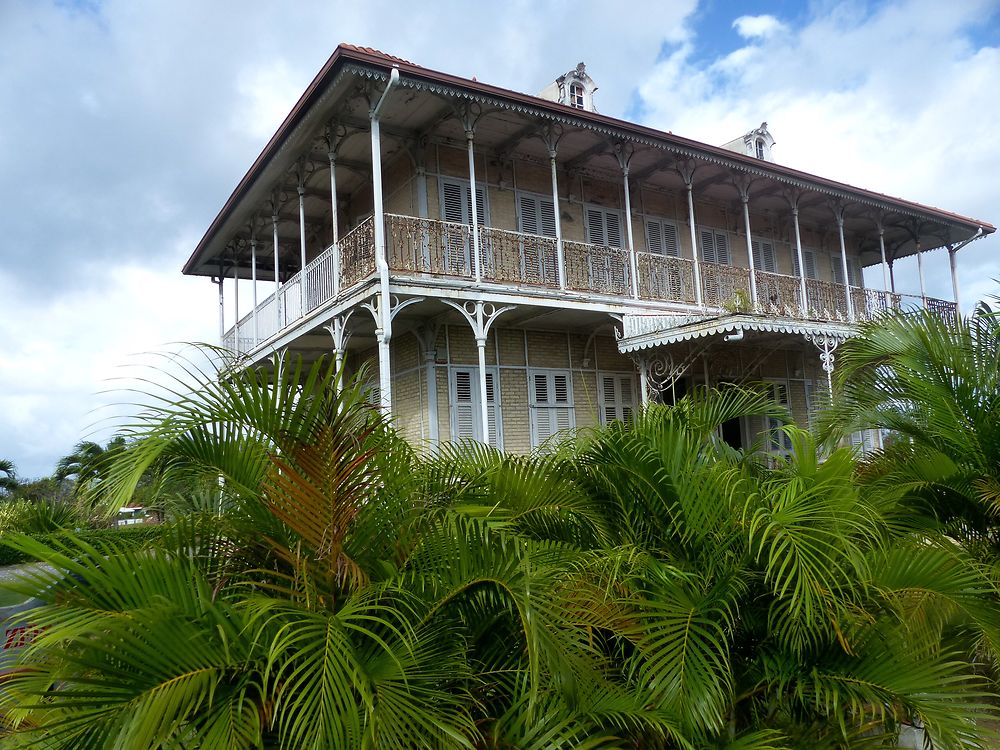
(721, 122, 776, 162)
(538, 62, 598, 112)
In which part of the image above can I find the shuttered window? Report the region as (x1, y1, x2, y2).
(830, 255, 861, 286)
(529, 370, 574, 447)
(766, 382, 792, 456)
(793, 249, 817, 279)
(585, 207, 624, 248)
(517, 192, 557, 238)
(751, 238, 777, 273)
(599, 373, 637, 425)
(450, 367, 502, 447)
(440, 178, 487, 226)
(645, 219, 680, 256)
(699, 228, 731, 265)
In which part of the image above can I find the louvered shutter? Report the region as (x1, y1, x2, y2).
(599, 374, 637, 425)
(601, 375, 617, 424)
(620, 377, 635, 423)
(752, 239, 776, 273)
(485, 371, 499, 447)
(700, 229, 717, 264)
(646, 220, 679, 257)
(519, 194, 539, 235)
(586, 208, 607, 246)
(442, 180, 465, 223)
(793, 249, 817, 279)
(714, 232, 731, 265)
(847, 258, 861, 287)
(531, 371, 574, 447)
(766, 382, 792, 454)
(605, 213, 623, 248)
(831, 256, 846, 285)
(452, 370, 476, 440)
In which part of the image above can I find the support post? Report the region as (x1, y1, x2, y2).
(418, 324, 440, 445)
(232, 255, 239, 353)
(792, 206, 808, 314)
(738, 180, 758, 309)
(272, 209, 282, 328)
(323, 314, 352, 394)
(370, 69, 400, 416)
(948, 245, 962, 315)
(215, 271, 224, 343)
(251, 237, 258, 346)
(916, 243, 927, 306)
(615, 144, 639, 299)
(327, 129, 341, 299)
(550, 150, 565, 288)
(878, 225, 890, 292)
(681, 161, 703, 307)
(834, 210, 855, 320)
(639, 358, 649, 406)
(466, 128, 482, 283)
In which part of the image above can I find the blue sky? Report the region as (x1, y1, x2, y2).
(0, 0, 998, 477)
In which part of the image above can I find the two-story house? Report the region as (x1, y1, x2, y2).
(183, 44, 994, 456)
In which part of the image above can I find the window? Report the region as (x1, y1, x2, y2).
(440, 177, 488, 276)
(569, 82, 585, 109)
(766, 381, 792, 457)
(529, 370, 574, 447)
(645, 218, 680, 257)
(751, 238, 777, 273)
(830, 255, 862, 287)
(699, 228, 731, 265)
(755, 138, 766, 160)
(450, 367, 501, 447)
(517, 191, 559, 284)
(585, 206, 624, 248)
(599, 373, 637, 425)
(793, 248, 817, 279)
(517, 192, 557, 238)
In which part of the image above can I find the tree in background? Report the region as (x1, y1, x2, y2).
(0, 459, 18, 496)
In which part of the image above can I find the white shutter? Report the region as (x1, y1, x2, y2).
(701, 229, 730, 265)
(599, 373, 637, 425)
(442, 180, 465, 223)
(586, 207, 624, 248)
(530, 370, 574, 447)
(793, 249, 817, 279)
(451, 368, 502, 447)
(752, 239, 776, 273)
(766, 382, 792, 455)
(452, 370, 476, 440)
(831, 255, 845, 285)
(517, 193, 557, 238)
(646, 219, 679, 257)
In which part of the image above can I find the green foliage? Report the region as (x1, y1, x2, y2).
(0, 524, 163, 566)
(0, 346, 996, 749)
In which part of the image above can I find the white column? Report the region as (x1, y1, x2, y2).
(792, 206, 807, 314)
(476, 327, 489, 444)
(741, 193, 758, 309)
(216, 275, 224, 342)
(949, 245, 962, 314)
(686, 182, 703, 307)
(878, 226, 890, 292)
(272, 213, 282, 328)
(425, 347, 439, 444)
(467, 130, 482, 283)
(639, 359, 649, 406)
(371, 101, 394, 416)
(835, 216, 854, 320)
(297, 185, 307, 274)
(916, 244, 927, 305)
(251, 238, 258, 346)
(232, 258, 239, 353)
(622, 167, 639, 299)
(550, 150, 565, 288)
(328, 150, 340, 299)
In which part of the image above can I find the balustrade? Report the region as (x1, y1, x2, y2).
(478, 225, 559, 287)
(339, 216, 376, 289)
(564, 240, 631, 296)
(701, 262, 751, 310)
(754, 270, 803, 316)
(636, 253, 697, 304)
(303, 244, 337, 314)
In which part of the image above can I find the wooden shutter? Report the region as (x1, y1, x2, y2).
(831, 255, 846, 285)
(452, 369, 476, 440)
(701, 229, 730, 265)
(646, 220, 679, 256)
(586, 208, 623, 248)
(442, 180, 465, 223)
(847, 258, 861, 287)
(485, 371, 500, 447)
(752, 239, 777, 273)
(600, 374, 637, 424)
(531, 371, 574, 446)
(793, 249, 817, 279)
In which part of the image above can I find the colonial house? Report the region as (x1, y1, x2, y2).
(183, 44, 994, 455)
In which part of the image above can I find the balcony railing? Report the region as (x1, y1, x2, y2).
(221, 212, 957, 353)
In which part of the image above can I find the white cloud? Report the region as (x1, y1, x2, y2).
(733, 14, 787, 39)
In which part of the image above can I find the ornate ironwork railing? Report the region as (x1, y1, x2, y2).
(339, 216, 376, 289)
(564, 240, 631, 296)
(804, 278, 850, 319)
(479, 225, 559, 287)
(636, 252, 697, 304)
(701, 262, 751, 310)
(386, 213, 472, 277)
(754, 270, 804, 316)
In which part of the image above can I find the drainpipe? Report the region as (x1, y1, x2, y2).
(371, 67, 400, 416)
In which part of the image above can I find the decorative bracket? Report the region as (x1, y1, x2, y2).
(440, 299, 515, 344)
(323, 309, 356, 353)
(360, 294, 426, 342)
(806, 333, 842, 393)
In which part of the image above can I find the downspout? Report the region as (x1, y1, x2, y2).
(371, 67, 400, 416)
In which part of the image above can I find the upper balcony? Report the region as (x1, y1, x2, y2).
(221, 212, 956, 355)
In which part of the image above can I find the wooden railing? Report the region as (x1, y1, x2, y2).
(221, 212, 958, 353)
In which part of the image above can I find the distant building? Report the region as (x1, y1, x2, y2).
(183, 45, 993, 455)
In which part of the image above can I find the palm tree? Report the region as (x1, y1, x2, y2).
(0, 458, 17, 496)
(823, 307, 1000, 559)
(1, 351, 996, 748)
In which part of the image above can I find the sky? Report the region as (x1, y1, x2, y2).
(1, 0, 998, 478)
